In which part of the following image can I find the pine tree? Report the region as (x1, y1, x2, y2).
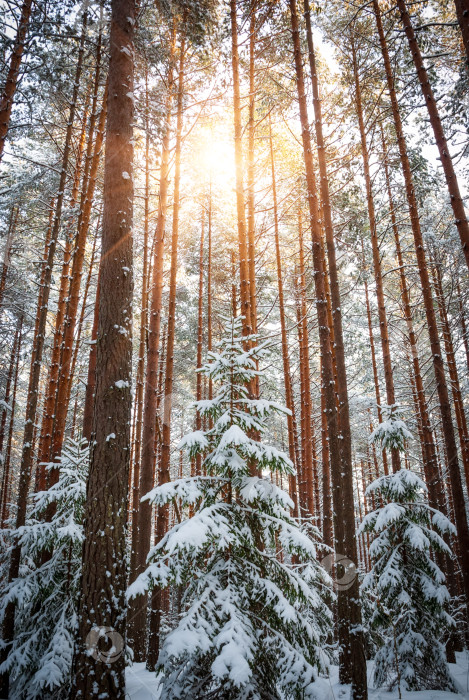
(369, 405, 412, 455)
(0, 438, 88, 699)
(128, 317, 333, 700)
(359, 469, 456, 692)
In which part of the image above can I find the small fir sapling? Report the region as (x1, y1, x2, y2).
(369, 404, 412, 453)
(359, 468, 456, 693)
(128, 318, 333, 700)
(0, 437, 88, 699)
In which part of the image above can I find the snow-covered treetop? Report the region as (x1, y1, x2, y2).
(369, 404, 412, 452)
(359, 468, 456, 570)
(180, 316, 294, 481)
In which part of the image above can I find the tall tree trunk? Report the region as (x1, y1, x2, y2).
(0, 321, 21, 529)
(196, 206, 205, 477)
(82, 262, 101, 442)
(381, 134, 443, 510)
(350, 37, 401, 472)
(230, 0, 252, 339)
(130, 61, 151, 537)
(373, 0, 469, 620)
(430, 253, 469, 490)
(127, 31, 176, 661)
(0, 0, 33, 161)
(454, 0, 469, 65)
(362, 260, 388, 477)
(207, 178, 213, 401)
(320, 370, 333, 548)
(456, 277, 469, 375)
(269, 116, 299, 517)
(395, 0, 469, 272)
(296, 213, 315, 518)
(247, 0, 257, 339)
(0, 315, 22, 526)
(289, 1, 367, 694)
(50, 88, 107, 470)
(36, 89, 91, 488)
(70, 0, 134, 694)
(0, 206, 19, 308)
(150, 36, 186, 666)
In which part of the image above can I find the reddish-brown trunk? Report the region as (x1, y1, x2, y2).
(290, 2, 367, 693)
(270, 116, 299, 517)
(130, 64, 151, 537)
(70, 0, 135, 692)
(82, 262, 101, 442)
(230, 0, 252, 339)
(456, 277, 469, 374)
(196, 206, 204, 477)
(454, 0, 469, 65)
(396, 0, 469, 272)
(150, 38, 185, 667)
(0, 316, 22, 527)
(350, 38, 400, 473)
(430, 254, 469, 490)
(0, 0, 33, 161)
(0, 206, 19, 308)
(320, 370, 333, 548)
(247, 2, 257, 338)
(50, 87, 108, 470)
(374, 0, 469, 619)
(36, 92, 91, 487)
(296, 214, 315, 518)
(128, 31, 176, 662)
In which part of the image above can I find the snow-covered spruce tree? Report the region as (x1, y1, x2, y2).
(0, 437, 88, 699)
(369, 404, 412, 453)
(359, 468, 456, 692)
(128, 317, 333, 700)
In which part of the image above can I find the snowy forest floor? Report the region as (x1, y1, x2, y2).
(125, 652, 469, 700)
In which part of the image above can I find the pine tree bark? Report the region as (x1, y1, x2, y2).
(0, 320, 21, 529)
(362, 258, 388, 477)
(0, 206, 19, 309)
(373, 0, 469, 620)
(130, 61, 151, 537)
(454, 0, 469, 65)
(289, 1, 367, 694)
(430, 253, 469, 490)
(395, 0, 469, 272)
(196, 206, 205, 477)
(230, 0, 252, 339)
(381, 134, 443, 509)
(82, 262, 101, 442)
(296, 214, 315, 518)
(127, 31, 176, 660)
(50, 88, 107, 471)
(350, 37, 401, 472)
(0, 0, 33, 161)
(456, 277, 469, 375)
(0, 315, 21, 527)
(70, 0, 134, 694)
(247, 1, 258, 339)
(270, 116, 299, 516)
(36, 90, 91, 487)
(149, 36, 186, 665)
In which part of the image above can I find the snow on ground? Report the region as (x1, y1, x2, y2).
(126, 652, 469, 700)
(125, 664, 161, 699)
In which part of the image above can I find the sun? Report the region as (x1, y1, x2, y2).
(194, 130, 236, 191)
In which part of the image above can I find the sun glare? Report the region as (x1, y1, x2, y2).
(195, 133, 235, 191)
